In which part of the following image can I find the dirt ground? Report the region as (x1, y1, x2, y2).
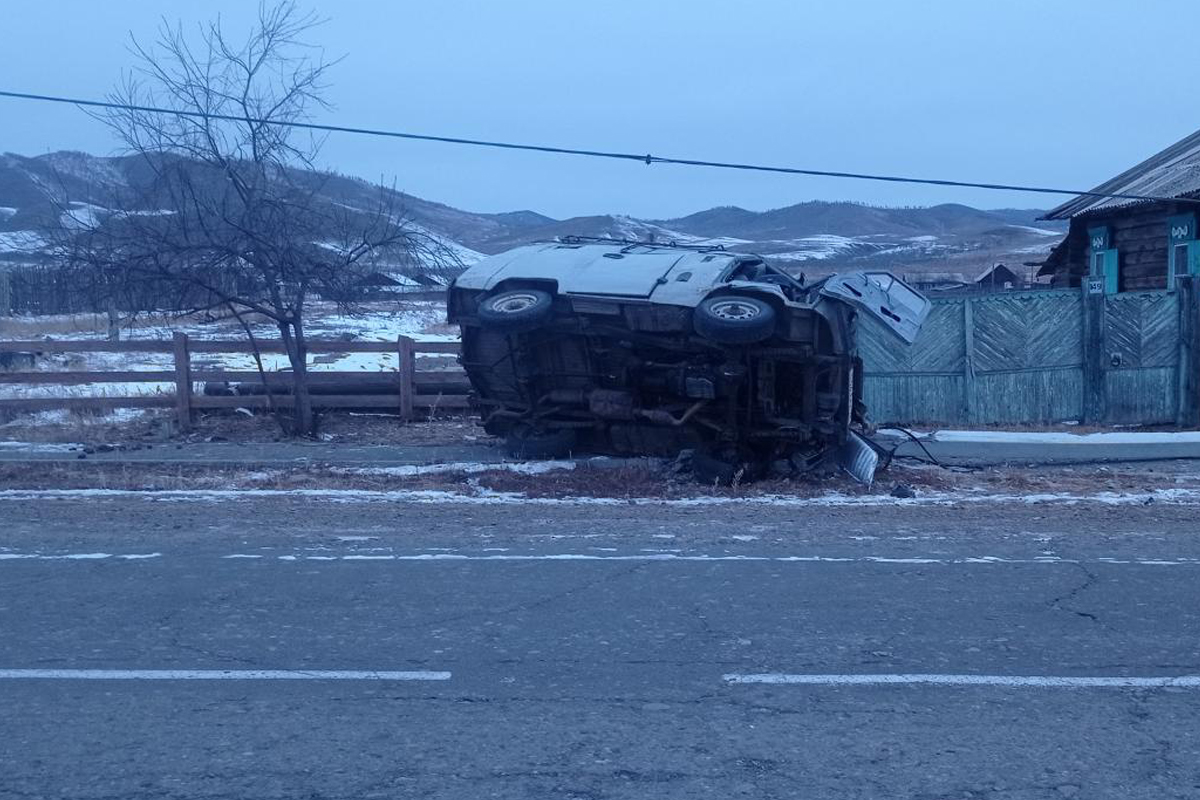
(0, 448, 1197, 502)
(0, 407, 485, 445)
(4, 406, 1200, 503)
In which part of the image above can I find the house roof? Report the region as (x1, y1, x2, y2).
(1042, 128, 1200, 220)
(973, 263, 1021, 283)
(908, 271, 967, 285)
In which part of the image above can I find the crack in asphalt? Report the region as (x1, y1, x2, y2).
(1125, 692, 1189, 798)
(1048, 561, 1101, 623)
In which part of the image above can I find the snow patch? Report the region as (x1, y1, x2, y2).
(60, 203, 106, 231)
(0, 302, 459, 403)
(334, 460, 576, 477)
(406, 222, 485, 266)
(1008, 225, 1065, 237)
(921, 429, 1200, 445)
(2, 486, 1199, 507)
(0, 230, 45, 253)
(0, 441, 81, 452)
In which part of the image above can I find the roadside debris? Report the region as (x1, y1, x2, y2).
(449, 238, 929, 484)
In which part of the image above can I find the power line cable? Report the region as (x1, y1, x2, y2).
(1, 88, 1195, 207)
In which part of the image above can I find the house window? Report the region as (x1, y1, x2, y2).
(1088, 225, 1119, 294)
(1168, 213, 1199, 286)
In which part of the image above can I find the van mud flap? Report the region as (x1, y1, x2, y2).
(841, 431, 879, 486)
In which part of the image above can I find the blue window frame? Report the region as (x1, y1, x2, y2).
(1168, 213, 1200, 286)
(1088, 225, 1118, 294)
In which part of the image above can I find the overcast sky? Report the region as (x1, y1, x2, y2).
(3, 1, 1198, 219)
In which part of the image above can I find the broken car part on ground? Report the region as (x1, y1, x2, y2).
(448, 238, 929, 484)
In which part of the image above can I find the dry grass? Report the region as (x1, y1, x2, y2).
(473, 460, 961, 500)
(0, 407, 490, 446)
(0, 456, 1196, 499)
(172, 410, 488, 445)
(0, 462, 473, 492)
(0, 408, 174, 443)
(0, 314, 113, 338)
(419, 321, 458, 337)
(0, 310, 216, 339)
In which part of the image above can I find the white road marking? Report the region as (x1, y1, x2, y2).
(5, 551, 1199, 566)
(723, 673, 1200, 688)
(261, 553, 1200, 566)
(0, 552, 161, 561)
(0, 669, 450, 681)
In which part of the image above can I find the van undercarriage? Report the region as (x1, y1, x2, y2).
(455, 291, 866, 482)
(447, 240, 927, 484)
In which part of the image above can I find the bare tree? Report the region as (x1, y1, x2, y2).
(53, 2, 454, 434)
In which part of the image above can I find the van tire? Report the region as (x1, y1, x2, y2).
(478, 289, 554, 332)
(694, 295, 776, 344)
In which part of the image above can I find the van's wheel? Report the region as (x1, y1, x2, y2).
(692, 445, 763, 486)
(505, 425, 577, 459)
(478, 288, 554, 332)
(694, 295, 776, 344)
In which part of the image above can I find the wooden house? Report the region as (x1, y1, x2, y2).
(972, 263, 1023, 292)
(904, 263, 1025, 295)
(1038, 129, 1200, 291)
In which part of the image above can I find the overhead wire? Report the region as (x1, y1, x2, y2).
(1, 88, 1197, 207)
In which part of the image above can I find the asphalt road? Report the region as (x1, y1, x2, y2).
(2, 496, 1200, 799)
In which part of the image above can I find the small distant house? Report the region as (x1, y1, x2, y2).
(905, 272, 968, 292)
(1038, 129, 1200, 292)
(904, 264, 1024, 294)
(973, 263, 1022, 292)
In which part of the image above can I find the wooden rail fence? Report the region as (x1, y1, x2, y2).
(0, 334, 470, 430)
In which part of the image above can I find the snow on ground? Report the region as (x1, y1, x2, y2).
(684, 236, 755, 248)
(759, 234, 947, 262)
(0, 301, 459, 402)
(333, 460, 577, 477)
(2, 485, 1199, 508)
(762, 235, 863, 262)
(1013, 241, 1059, 254)
(0, 441, 81, 453)
(60, 203, 106, 231)
(0, 230, 45, 253)
(406, 222, 485, 266)
(1008, 225, 1065, 237)
(925, 429, 1200, 445)
(0, 408, 150, 428)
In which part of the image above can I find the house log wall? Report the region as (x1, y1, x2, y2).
(1111, 207, 1170, 291)
(1045, 201, 1195, 290)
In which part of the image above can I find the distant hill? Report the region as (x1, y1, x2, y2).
(0, 151, 1066, 277)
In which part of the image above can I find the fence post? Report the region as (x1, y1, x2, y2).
(1081, 286, 1106, 424)
(172, 331, 193, 431)
(397, 336, 415, 421)
(962, 297, 975, 424)
(1178, 276, 1200, 427)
